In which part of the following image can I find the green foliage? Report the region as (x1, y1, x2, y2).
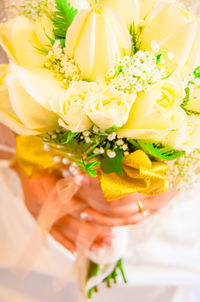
(74, 154, 100, 177)
(156, 53, 162, 64)
(130, 22, 141, 56)
(87, 259, 127, 299)
(181, 86, 200, 116)
(101, 148, 124, 175)
(62, 131, 79, 144)
(106, 125, 120, 134)
(193, 65, 200, 78)
(129, 139, 185, 160)
(53, 0, 77, 39)
(181, 87, 190, 108)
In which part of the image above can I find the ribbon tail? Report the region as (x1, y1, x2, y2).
(13, 176, 80, 277)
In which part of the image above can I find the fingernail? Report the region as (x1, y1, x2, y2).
(75, 175, 84, 186)
(80, 212, 93, 222)
(143, 210, 150, 217)
(103, 237, 112, 246)
(72, 250, 77, 257)
(92, 246, 105, 255)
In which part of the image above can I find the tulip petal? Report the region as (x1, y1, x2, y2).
(182, 19, 200, 76)
(12, 16, 46, 68)
(6, 71, 58, 130)
(0, 19, 17, 63)
(160, 21, 197, 74)
(0, 17, 46, 68)
(141, 2, 192, 50)
(12, 65, 62, 110)
(100, 0, 140, 29)
(0, 79, 39, 135)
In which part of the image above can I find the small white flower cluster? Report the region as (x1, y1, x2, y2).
(81, 126, 130, 158)
(43, 139, 81, 178)
(168, 150, 200, 191)
(106, 51, 165, 94)
(11, 0, 52, 20)
(44, 40, 81, 86)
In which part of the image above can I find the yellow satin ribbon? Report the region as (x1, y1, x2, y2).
(16, 136, 64, 177)
(100, 150, 169, 201)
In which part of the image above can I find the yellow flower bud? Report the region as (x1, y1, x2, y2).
(99, 0, 140, 29)
(65, 4, 131, 81)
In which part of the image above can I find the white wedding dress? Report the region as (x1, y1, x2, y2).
(1, 1, 200, 301)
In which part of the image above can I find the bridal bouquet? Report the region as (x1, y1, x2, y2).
(1, 0, 200, 299)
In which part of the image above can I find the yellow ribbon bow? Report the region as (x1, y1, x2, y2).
(16, 136, 63, 177)
(100, 150, 169, 201)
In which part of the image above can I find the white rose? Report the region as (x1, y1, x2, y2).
(84, 85, 136, 130)
(50, 81, 96, 132)
(164, 116, 200, 153)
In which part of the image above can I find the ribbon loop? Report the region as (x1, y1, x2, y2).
(100, 150, 169, 201)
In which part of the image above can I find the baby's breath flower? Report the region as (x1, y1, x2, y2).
(44, 143, 50, 151)
(93, 126, 99, 133)
(108, 132, 117, 141)
(107, 150, 116, 158)
(117, 139, 124, 146)
(108, 51, 163, 94)
(167, 52, 174, 60)
(54, 156, 61, 163)
(151, 41, 160, 53)
(85, 137, 91, 143)
(44, 40, 81, 87)
(83, 131, 90, 137)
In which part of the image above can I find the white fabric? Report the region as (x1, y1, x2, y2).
(0, 166, 200, 302)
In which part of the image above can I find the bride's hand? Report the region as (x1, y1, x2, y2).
(77, 177, 178, 227)
(16, 168, 113, 255)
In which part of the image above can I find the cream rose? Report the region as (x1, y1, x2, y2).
(84, 85, 136, 130)
(164, 116, 200, 152)
(49, 81, 96, 132)
(0, 16, 52, 68)
(65, 4, 131, 81)
(118, 77, 187, 141)
(0, 64, 60, 135)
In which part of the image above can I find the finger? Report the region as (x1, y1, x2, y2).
(55, 215, 112, 249)
(50, 227, 77, 255)
(141, 188, 178, 211)
(80, 208, 151, 226)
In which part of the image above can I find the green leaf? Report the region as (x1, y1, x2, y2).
(85, 162, 100, 169)
(44, 31, 55, 46)
(34, 46, 49, 55)
(101, 148, 124, 174)
(181, 86, 200, 115)
(63, 131, 79, 144)
(156, 53, 162, 64)
(106, 125, 120, 134)
(193, 65, 200, 78)
(181, 87, 190, 108)
(136, 140, 185, 161)
(182, 108, 200, 116)
(53, 0, 77, 39)
(130, 22, 141, 55)
(86, 153, 100, 161)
